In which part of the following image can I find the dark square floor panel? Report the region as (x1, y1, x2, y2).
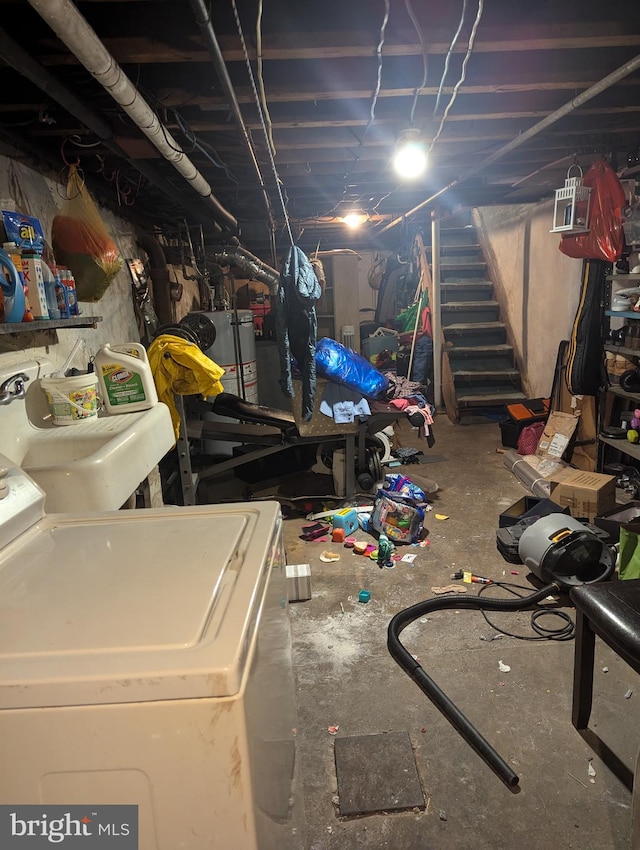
(334, 732, 425, 817)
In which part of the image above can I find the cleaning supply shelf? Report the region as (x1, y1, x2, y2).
(0, 316, 102, 333)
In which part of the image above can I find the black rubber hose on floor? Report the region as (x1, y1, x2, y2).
(387, 583, 559, 790)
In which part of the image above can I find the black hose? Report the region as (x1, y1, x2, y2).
(387, 583, 559, 789)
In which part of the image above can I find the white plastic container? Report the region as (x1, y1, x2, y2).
(41, 373, 99, 425)
(95, 342, 158, 414)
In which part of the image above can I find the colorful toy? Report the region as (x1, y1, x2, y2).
(376, 533, 395, 568)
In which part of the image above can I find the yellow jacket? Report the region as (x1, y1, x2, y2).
(148, 334, 225, 438)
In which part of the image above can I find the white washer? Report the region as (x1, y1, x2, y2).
(0, 457, 302, 849)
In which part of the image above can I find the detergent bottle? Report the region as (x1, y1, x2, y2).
(0, 247, 26, 322)
(95, 342, 158, 414)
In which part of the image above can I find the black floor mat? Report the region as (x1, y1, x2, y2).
(334, 731, 425, 817)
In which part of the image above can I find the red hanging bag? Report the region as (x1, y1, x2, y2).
(559, 159, 626, 263)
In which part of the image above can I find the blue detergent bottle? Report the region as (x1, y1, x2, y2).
(0, 247, 26, 322)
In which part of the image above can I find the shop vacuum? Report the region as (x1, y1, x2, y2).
(387, 514, 616, 789)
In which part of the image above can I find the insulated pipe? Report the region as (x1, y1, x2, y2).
(188, 0, 275, 233)
(379, 53, 640, 234)
(208, 246, 280, 291)
(27, 0, 238, 233)
(0, 26, 221, 232)
(387, 583, 558, 789)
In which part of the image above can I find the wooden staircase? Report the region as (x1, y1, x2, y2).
(430, 223, 525, 422)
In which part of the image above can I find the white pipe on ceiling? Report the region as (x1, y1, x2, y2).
(27, 0, 238, 233)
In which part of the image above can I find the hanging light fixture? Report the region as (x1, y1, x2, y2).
(392, 128, 428, 180)
(342, 209, 369, 229)
(550, 164, 592, 233)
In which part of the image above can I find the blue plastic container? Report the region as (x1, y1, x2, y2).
(0, 247, 26, 322)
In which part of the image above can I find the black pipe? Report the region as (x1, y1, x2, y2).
(387, 583, 559, 789)
(136, 231, 172, 326)
(188, 0, 275, 236)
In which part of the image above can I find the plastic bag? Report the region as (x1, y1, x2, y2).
(619, 525, 640, 580)
(315, 337, 388, 398)
(52, 165, 123, 301)
(371, 490, 424, 543)
(383, 473, 426, 504)
(559, 159, 627, 262)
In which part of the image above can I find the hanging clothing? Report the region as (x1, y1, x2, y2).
(319, 382, 371, 423)
(275, 246, 321, 421)
(148, 333, 225, 439)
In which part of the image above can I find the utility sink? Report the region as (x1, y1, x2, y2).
(0, 357, 175, 513)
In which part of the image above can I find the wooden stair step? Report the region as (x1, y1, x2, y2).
(442, 280, 493, 288)
(446, 343, 513, 355)
(455, 390, 527, 405)
(444, 321, 505, 331)
(427, 243, 481, 252)
(442, 300, 499, 310)
(452, 370, 520, 380)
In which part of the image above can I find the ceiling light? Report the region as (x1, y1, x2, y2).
(393, 128, 427, 180)
(342, 210, 368, 229)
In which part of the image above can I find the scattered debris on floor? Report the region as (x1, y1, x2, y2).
(498, 660, 511, 673)
(328, 725, 340, 735)
(319, 551, 340, 562)
(625, 688, 634, 699)
(431, 585, 467, 595)
(438, 810, 448, 821)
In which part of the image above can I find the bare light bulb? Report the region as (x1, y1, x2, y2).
(393, 130, 428, 180)
(343, 211, 367, 229)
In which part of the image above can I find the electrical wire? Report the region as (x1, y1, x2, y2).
(256, 0, 276, 157)
(476, 581, 575, 641)
(317, 0, 390, 221)
(433, 0, 468, 116)
(429, 0, 483, 152)
(231, 0, 292, 247)
(404, 0, 428, 128)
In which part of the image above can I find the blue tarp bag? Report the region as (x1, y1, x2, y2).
(315, 337, 388, 398)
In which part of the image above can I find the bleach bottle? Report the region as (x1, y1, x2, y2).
(95, 342, 158, 414)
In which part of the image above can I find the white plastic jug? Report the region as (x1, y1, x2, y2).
(95, 343, 158, 414)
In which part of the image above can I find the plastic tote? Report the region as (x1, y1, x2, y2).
(40, 373, 99, 425)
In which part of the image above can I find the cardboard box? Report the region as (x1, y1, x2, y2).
(535, 411, 579, 461)
(548, 469, 617, 522)
(498, 496, 568, 528)
(286, 563, 312, 602)
(21, 255, 48, 320)
(594, 501, 640, 542)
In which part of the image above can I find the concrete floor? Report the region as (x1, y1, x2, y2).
(278, 416, 640, 850)
(195, 411, 640, 848)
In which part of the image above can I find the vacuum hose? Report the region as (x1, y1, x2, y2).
(387, 583, 559, 789)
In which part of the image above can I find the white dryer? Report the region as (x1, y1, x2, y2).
(0, 456, 302, 849)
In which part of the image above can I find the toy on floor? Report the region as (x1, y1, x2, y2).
(376, 533, 395, 568)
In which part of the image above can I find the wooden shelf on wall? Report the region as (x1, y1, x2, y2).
(0, 316, 102, 335)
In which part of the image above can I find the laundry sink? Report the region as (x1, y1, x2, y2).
(0, 357, 175, 512)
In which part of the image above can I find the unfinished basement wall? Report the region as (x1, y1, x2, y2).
(0, 156, 140, 372)
(474, 200, 584, 398)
